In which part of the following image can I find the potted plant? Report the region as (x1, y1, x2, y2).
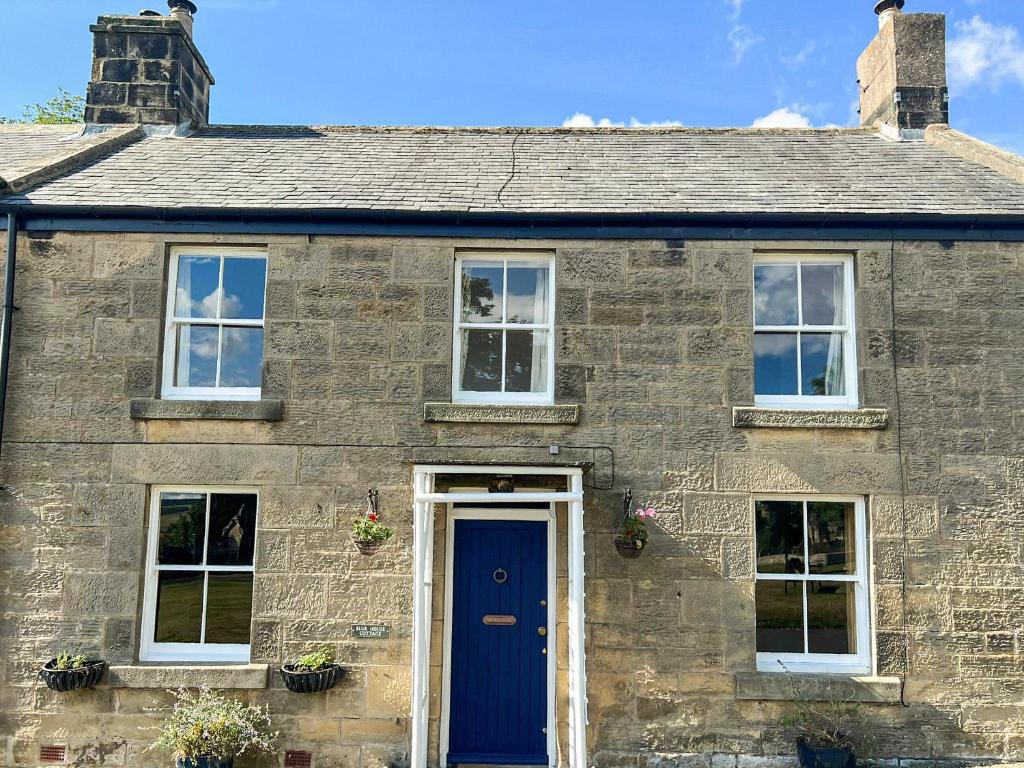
(280, 646, 345, 694)
(614, 489, 656, 558)
(779, 666, 871, 768)
(39, 652, 106, 692)
(351, 488, 393, 555)
(149, 686, 277, 768)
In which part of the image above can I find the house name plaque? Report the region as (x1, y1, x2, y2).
(352, 624, 391, 639)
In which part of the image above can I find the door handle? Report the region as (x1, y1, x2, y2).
(537, 626, 547, 636)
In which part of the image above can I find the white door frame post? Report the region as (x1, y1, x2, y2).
(409, 465, 588, 768)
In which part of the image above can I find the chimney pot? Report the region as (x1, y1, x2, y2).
(167, 0, 197, 36)
(875, 0, 905, 29)
(139, 9, 162, 16)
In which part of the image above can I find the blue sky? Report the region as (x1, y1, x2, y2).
(3, 0, 1023, 154)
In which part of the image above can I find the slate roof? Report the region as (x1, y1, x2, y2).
(5, 125, 1024, 217)
(0, 125, 84, 176)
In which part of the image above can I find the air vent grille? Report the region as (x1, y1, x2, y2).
(40, 744, 67, 764)
(285, 750, 312, 768)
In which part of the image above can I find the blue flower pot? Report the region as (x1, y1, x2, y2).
(175, 757, 234, 768)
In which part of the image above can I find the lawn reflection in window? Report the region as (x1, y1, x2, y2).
(754, 498, 869, 672)
(753, 257, 856, 407)
(145, 489, 257, 660)
(455, 255, 554, 403)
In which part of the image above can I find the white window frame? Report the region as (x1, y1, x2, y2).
(753, 253, 858, 409)
(140, 486, 259, 663)
(754, 495, 871, 675)
(162, 246, 268, 401)
(451, 251, 556, 405)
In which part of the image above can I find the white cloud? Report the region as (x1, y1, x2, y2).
(728, 24, 761, 64)
(725, 0, 744, 21)
(751, 106, 812, 128)
(561, 113, 683, 128)
(782, 40, 817, 69)
(948, 15, 1024, 91)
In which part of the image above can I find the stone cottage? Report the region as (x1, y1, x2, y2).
(3, 0, 1024, 766)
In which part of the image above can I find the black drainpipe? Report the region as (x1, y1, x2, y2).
(0, 212, 18, 459)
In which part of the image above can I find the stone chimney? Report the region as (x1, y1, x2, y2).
(85, 0, 214, 126)
(856, 0, 948, 134)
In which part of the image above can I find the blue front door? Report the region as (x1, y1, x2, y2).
(448, 519, 549, 766)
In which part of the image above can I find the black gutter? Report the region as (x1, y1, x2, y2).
(2, 204, 1024, 241)
(0, 212, 17, 460)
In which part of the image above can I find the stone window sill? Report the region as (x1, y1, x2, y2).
(423, 403, 580, 425)
(734, 672, 901, 703)
(732, 406, 889, 430)
(107, 664, 269, 689)
(130, 398, 284, 421)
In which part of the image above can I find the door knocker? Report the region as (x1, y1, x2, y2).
(493, 568, 508, 584)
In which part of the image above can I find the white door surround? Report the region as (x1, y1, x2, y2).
(410, 465, 588, 768)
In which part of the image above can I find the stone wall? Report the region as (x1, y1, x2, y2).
(0, 231, 1023, 767)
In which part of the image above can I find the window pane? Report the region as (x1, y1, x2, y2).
(461, 264, 504, 322)
(808, 581, 855, 654)
(756, 580, 804, 653)
(807, 502, 856, 575)
(158, 492, 206, 565)
(506, 265, 549, 324)
(755, 500, 804, 573)
(801, 332, 845, 397)
(207, 493, 258, 566)
(221, 257, 267, 320)
(801, 263, 845, 326)
(754, 333, 798, 396)
(174, 256, 221, 318)
(505, 330, 548, 393)
(460, 329, 502, 392)
(154, 571, 204, 643)
(754, 264, 798, 326)
(205, 573, 254, 644)
(219, 327, 263, 388)
(175, 325, 219, 388)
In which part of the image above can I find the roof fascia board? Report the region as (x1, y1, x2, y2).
(3, 207, 1024, 241)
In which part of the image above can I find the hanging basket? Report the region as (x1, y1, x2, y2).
(353, 537, 386, 556)
(39, 659, 106, 692)
(280, 663, 346, 694)
(614, 536, 646, 559)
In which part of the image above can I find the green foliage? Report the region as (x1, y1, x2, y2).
(292, 646, 335, 672)
(54, 652, 87, 670)
(149, 687, 277, 761)
(351, 515, 394, 543)
(3, 88, 85, 125)
(616, 515, 650, 547)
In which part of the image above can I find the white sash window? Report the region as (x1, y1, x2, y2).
(452, 252, 556, 405)
(162, 247, 268, 400)
(753, 254, 857, 408)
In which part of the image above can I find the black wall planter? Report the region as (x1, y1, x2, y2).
(175, 758, 234, 768)
(797, 741, 856, 768)
(280, 664, 345, 693)
(39, 659, 105, 691)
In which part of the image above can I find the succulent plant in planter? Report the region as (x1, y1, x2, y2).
(280, 646, 346, 694)
(351, 488, 394, 555)
(149, 687, 277, 768)
(39, 652, 106, 691)
(614, 489, 656, 558)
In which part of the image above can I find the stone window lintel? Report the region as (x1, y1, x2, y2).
(423, 402, 580, 425)
(734, 671, 901, 703)
(107, 664, 269, 689)
(732, 406, 889, 430)
(130, 398, 284, 421)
